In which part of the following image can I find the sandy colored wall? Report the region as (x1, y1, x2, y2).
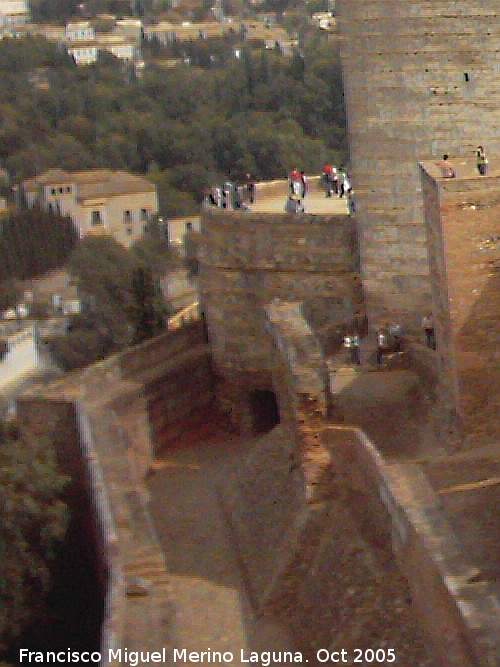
(421, 166, 500, 440)
(336, 0, 500, 329)
(16, 323, 213, 660)
(322, 426, 500, 667)
(196, 209, 360, 386)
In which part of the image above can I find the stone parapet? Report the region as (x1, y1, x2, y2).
(265, 301, 330, 417)
(16, 324, 215, 661)
(196, 211, 361, 393)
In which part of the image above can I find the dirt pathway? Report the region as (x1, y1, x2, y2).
(148, 426, 295, 665)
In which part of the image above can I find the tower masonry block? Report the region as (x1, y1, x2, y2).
(420, 158, 500, 442)
(336, 0, 500, 328)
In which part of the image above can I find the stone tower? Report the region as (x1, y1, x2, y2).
(335, 0, 500, 329)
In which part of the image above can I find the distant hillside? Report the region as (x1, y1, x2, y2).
(0, 34, 345, 216)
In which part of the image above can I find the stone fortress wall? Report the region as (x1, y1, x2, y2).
(17, 322, 214, 662)
(11, 3, 500, 659)
(335, 0, 500, 329)
(420, 160, 500, 441)
(196, 209, 362, 427)
(16, 299, 500, 666)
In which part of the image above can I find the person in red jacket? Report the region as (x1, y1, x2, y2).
(289, 168, 302, 196)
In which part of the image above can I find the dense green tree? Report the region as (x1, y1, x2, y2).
(129, 266, 167, 344)
(0, 278, 21, 312)
(50, 234, 172, 369)
(146, 169, 200, 217)
(288, 50, 305, 82)
(67, 235, 136, 348)
(0, 33, 347, 208)
(0, 425, 68, 647)
(0, 208, 78, 282)
(130, 220, 180, 276)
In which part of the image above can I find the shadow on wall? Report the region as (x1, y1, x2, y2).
(249, 389, 280, 435)
(302, 295, 365, 357)
(457, 267, 500, 437)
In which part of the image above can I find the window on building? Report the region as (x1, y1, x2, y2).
(140, 208, 148, 221)
(123, 210, 132, 223)
(59, 187, 64, 194)
(91, 210, 102, 226)
(464, 72, 470, 82)
(186, 221, 193, 233)
(51, 188, 56, 195)
(66, 186, 71, 193)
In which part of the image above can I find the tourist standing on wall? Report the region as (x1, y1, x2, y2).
(331, 167, 339, 195)
(338, 168, 346, 198)
(476, 146, 488, 175)
(376, 325, 391, 366)
(389, 323, 404, 353)
(347, 189, 356, 215)
(223, 181, 234, 209)
(246, 174, 256, 203)
(233, 186, 242, 209)
(289, 168, 300, 195)
(300, 171, 307, 198)
(322, 164, 333, 197)
(214, 186, 223, 207)
(341, 172, 351, 199)
(440, 154, 456, 178)
(344, 332, 361, 366)
(421, 314, 436, 349)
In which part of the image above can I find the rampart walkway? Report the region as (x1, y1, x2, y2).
(148, 426, 295, 664)
(252, 178, 349, 215)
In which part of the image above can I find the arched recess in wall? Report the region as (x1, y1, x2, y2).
(249, 389, 280, 435)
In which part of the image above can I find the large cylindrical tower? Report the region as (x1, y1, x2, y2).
(336, 0, 500, 329)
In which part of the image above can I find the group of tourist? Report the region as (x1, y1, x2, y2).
(321, 164, 352, 198)
(203, 166, 360, 215)
(440, 146, 489, 179)
(202, 174, 256, 211)
(283, 166, 356, 214)
(322, 163, 356, 214)
(343, 314, 436, 368)
(344, 324, 405, 368)
(284, 168, 308, 214)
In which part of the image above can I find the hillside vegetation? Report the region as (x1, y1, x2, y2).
(0, 35, 345, 216)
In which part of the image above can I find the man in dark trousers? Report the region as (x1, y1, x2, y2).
(246, 174, 256, 203)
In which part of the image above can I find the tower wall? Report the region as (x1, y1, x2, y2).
(420, 159, 500, 443)
(196, 210, 361, 428)
(336, 0, 500, 329)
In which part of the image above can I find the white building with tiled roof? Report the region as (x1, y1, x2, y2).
(15, 20, 137, 65)
(65, 20, 95, 41)
(23, 169, 158, 246)
(0, 0, 29, 35)
(143, 20, 234, 45)
(14, 22, 65, 40)
(66, 33, 137, 65)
